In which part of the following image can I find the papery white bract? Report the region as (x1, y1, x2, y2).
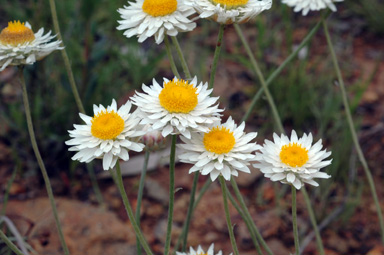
(178, 117, 260, 181)
(117, 0, 196, 44)
(131, 76, 222, 139)
(282, 0, 343, 15)
(66, 99, 145, 170)
(254, 130, 332, 189)
(176, 243, 232, 255)
(0, 21, 62, 71)
(188, 0, 272, 24)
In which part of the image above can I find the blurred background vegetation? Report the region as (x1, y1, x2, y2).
(0, 0, 384, 253)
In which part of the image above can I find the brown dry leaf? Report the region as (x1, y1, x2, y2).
(2, 198, 136, 255)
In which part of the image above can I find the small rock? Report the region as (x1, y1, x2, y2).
(266, 238, 290, 255)
(145, 178, 169, 204)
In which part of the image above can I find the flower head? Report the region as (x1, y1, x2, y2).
(0, 21, 62, 71)
(141, 125, 167, 151)
(131, 76, 222, 139)
(282, 0, 343, 16)
(117, 0, 196, 44)
(254, 130, 332, 189)
(188, 0, 272, 24)
(176, 243, 231, 255)
(178, 116, 260, 181)
(66, 99, 145, 170)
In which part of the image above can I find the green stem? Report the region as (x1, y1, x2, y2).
(227, 190, 264, 255)
(174, 178, 212, 254)
(291, 186, 299, 255)
(18, 67, 69, 255)
(114, 162, 153, 255)
(181, 172, 199, 251)
(171, 36, 192, 80)
(164, 135, 177, 255)
(302, 186, 325, 255)
(86, 163, 105, 207)
(241, 13, 329, 123)
(236, 17, 329, 255)
(136, 150, 150, 255)
(48, 0, 85, 114)
(323, 19, 384, 244)
(219, 176, 239, 255)
(0, 230, 24, 255)
(193, 178, 212, 209)
(234, 24, 284, 133)
(209, 24, 225, 90)
(230, 179, 273, 255)
(48, 0, 105, 211)
(164, 36, 181, 79)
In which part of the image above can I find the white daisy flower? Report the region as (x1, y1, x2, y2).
(176, 243, 231, 255)
(66, 99, 145, 170)
(188, 0, 272, 24)
(117, 0, 196, 44)
(178, 116, 260, 181)
(282, 0, 343, 16)
(0, 21, 62, 71)
(131, 76, 222, 139)
(254, 130, 332, 190)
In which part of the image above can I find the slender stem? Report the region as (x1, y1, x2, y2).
(164, 36, 181, 79)
(323, 19, 384, 243)
(234, 24, 284, 133)
(301, 187, 325, 255)
(181, 172, 199, 251)
(193, 178, 212, 209)
(219, 176, 240, 255)
(0, 216, 29, 255)
(136, 150, 150, 255)
(18, 67, 69, 255)
(174, 178, 212, 253)
(230, 179, 273, 255)
(227, 190, 264, 255)
(291, 186, 299, 255)
(164, 135, 177, 255)
(241, 13, 329, 123)
(209, 24, 225, 90)
(236, 18, 329, 255)
(86, 163, 105, 207)
(48, 0, 85, 114)
(48, 0, 105, 211)
(0, 230, 24, 255)
(114, 162, 153, 255)
(171, 36, 192, 80)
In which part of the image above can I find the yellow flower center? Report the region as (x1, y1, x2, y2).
(203, 126, 236, 154)
(279, 143, 309, 168)
(91, 110, 125, 140)
(142, 0, 178, 17)
(211, 0, 249, 8)
(0, 21, 35, 46)
(158, 79, 198, 113)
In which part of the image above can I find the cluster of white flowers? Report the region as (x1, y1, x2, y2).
(65, 81, 331, 187)
(116, 0, 343, 44)
(0, 0, 345, 254)
(0, 0, 337, 186)
(64, 0, 334, 184)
